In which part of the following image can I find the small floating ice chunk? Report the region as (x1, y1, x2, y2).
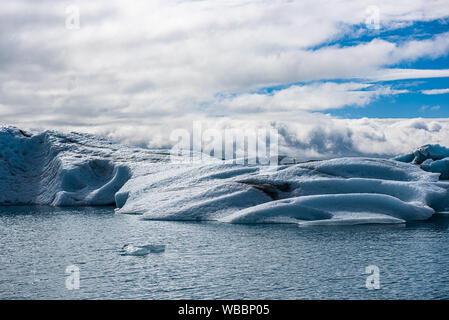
(120, 244, 166, 256)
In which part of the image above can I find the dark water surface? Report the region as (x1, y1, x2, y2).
(1, 206, 448, 299)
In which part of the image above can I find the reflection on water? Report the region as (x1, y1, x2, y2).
(0, 206, 448, 299)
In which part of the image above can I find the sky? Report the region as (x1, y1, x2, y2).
(0, 0, 449, 159)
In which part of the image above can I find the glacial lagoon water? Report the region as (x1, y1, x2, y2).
(0, 206, 448, 300)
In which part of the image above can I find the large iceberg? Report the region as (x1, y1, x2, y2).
(1, 126, 449, 225)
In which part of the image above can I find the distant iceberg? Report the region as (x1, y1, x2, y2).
(394, 144, 449, 179)
(1, 126, 449, 226)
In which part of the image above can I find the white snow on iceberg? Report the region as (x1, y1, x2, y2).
(0, 126, 156, 206)
(1, 126, 449, 226)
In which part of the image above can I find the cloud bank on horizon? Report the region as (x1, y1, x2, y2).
(0, 0, 448, 159)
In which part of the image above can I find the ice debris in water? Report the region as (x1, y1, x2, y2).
(1, 125, 449, 226)
(120, 244, 166, 256)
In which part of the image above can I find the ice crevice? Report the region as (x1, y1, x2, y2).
(1, 126, 449, 225)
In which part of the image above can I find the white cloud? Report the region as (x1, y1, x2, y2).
(421, 88, 449, 95)
(370, 69, 449, 81)
(420, 105, 442, 111)
(273, 117, 449, 159)
(217, 82, 407, 113)
(1, 0, 449, 157)
(79, 117, 449, 160)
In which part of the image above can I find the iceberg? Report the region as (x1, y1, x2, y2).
(120, 244, 166, 256)
(394, 144, 449, 181)
(1, 126, 449, 225)
(0, 126, 153, 206)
